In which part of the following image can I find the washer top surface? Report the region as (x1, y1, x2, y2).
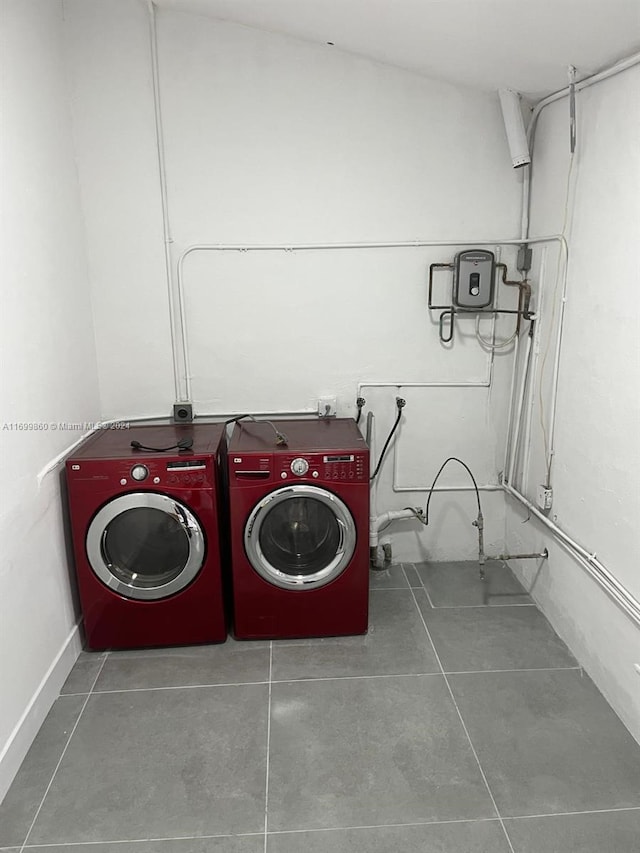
(68, 422, 225, 461)
(229, 418, 366, 454)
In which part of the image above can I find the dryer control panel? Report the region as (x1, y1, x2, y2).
(67, 457, 214, 489)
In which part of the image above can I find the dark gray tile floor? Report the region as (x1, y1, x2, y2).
(2, 561, 639, 853)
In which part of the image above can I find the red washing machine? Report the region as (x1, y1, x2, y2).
(227, 418, 369, 640)
(66, 423, 227, 650)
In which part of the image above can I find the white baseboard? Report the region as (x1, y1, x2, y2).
(0, 622, 82, 803)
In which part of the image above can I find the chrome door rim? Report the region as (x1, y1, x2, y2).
(244, 484, 356, 590)
(86, 492, 205, 601)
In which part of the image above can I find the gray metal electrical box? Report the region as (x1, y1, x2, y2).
(453, 250, 495, 309)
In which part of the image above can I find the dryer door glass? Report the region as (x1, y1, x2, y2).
(244, 485, 356, 590)
(86, 493, 206, 601)
(260, 497, 340, 576)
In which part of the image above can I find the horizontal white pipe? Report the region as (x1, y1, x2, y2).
(358, 380, 490, 389)
(179, 237, 561, 255)
(103, 409, 318, 424)
(176, 236, 565, 402)
(503, 481, 640, 627)
(393, 483, 502, 493)
(36, 409, 319, 484)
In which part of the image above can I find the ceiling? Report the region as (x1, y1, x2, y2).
(157, 0, 640, 99)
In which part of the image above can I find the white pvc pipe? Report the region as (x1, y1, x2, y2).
(502, 481, 640, 628)
(544, 273, 569, 484)
(368, 412, 379, 549)
(501, 331, 521, 482)
(520, 164, 531, 243)
(357, 380, 499, 493)
(146, 0, 182, 402)
(358, 380, 491, 389)
(176, 236, 565, 403)
(393, 483, 502, 494)
(520, 247, 547, 491)
(538, 239, 569, 482)
(507, 331, 533, 485)
(527, 52, 640, 147)
(520, 52, 640, 240)
(371, 507, 427, 548)
(36, 408, 320, 485)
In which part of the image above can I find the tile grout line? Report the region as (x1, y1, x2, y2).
(264, 640, 273, 853)
(17, 830, 265, 848)
(55, 664, 584, 697)
(18, 650, 110, 852)
(402, 566, 517, 853)
(14, 806, 640, 848)
(429, 603, 537, 609)
(505, 805, 640, 821)
(407, 562, 436, 608)
(89, 679, 271, 694)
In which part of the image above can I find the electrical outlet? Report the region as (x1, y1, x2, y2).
(173, 403, 193, 423)
(317, 396, 337, 418)
(537, 484, 553, 511)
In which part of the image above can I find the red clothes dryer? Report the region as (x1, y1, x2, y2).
(227, 418, 369, 640)
(66, 424, 227, 650)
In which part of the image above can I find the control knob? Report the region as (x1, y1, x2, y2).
(290, 457, 309, 476)
(131, 464, 149, 482)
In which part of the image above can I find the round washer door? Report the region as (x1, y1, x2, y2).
(86, 492, 206, 601)
(244, 485, 356, 590)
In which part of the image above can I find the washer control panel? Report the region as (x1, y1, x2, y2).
(230, 452, 368, 483)
(278, 453, 367, 482)
(321, 453, 367, 482)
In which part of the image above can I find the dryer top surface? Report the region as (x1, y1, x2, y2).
(229, 418, 367, 454)
(68, 422, 226, 461)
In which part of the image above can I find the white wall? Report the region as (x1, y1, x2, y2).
(0, 0, 100, 799)
(65, 0, 524, 561)
(506, 66, 640, 742)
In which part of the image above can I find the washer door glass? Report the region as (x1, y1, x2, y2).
(244, 485, 356, 590)
(86, 493, 206, 601)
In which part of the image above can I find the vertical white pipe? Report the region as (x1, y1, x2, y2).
(507, 331, 533, 486)
(146, 0, 183, 402)
(520, 247, 547, 492)
(544, 271, 569, 484)
(368, 412, 378, 551)
(502, 332, 520, 483)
